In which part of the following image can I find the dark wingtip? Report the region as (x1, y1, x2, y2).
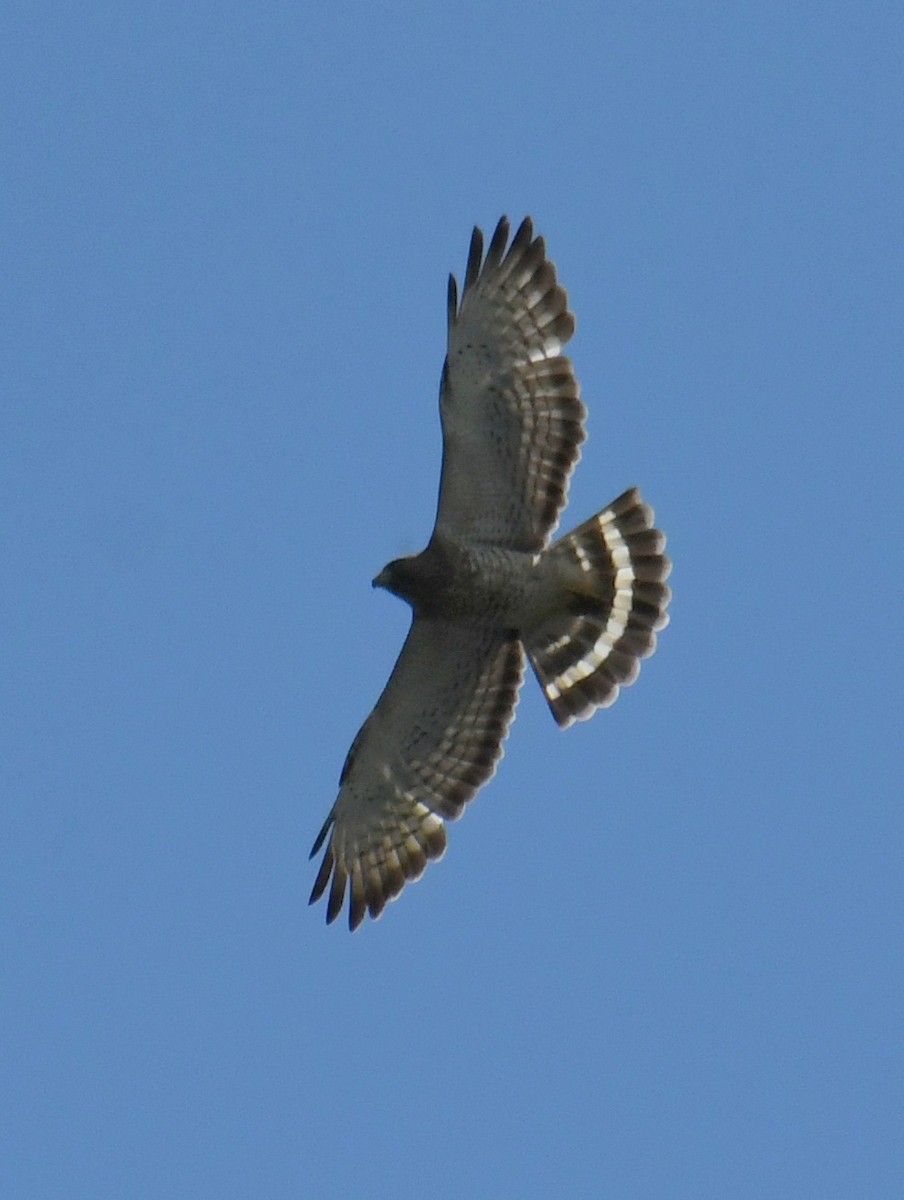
(510, 216, 534, 256)
(348, 875, 366, 931)
(309, 812, 334, 858)
(447, 272, 458, 324)
(309, 844, 334, 905)
(325, 865, 347, 924)
(464, 225, 484, 291)
(485, 216, 510, 269)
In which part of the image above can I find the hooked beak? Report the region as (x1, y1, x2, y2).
(372, 568, 390, 590)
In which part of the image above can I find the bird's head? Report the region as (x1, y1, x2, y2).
(372, 556, 414, 600)
(372, 550, 441, 612)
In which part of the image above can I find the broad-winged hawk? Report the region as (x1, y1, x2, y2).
(310, 217, 671, 930)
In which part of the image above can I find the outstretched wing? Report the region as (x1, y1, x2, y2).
(435, 216, 587, 553)
(309, 619, 525, 930)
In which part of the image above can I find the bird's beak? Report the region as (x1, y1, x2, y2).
(372, 568, 389, 590)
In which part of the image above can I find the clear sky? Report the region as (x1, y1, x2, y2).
(3, 3, 902, 1197)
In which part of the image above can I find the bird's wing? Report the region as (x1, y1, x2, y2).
(434, 216, 587, 552)
(310, 618, 525, 929)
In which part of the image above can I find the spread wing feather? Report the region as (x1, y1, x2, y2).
(436, 216, 587, 552)
(310, 619, 525, 929)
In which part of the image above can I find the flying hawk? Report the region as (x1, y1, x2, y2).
(310, 217, 671, 930)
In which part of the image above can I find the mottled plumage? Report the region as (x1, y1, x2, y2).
(310, 217, 671, 929)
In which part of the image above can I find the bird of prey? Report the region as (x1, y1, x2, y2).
(310, 217, 671, 930)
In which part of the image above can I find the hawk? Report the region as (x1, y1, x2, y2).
(310, 217, 671, 930)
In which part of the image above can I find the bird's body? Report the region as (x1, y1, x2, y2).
(377, 536, 558, 629)
(310, 217, 671, 930)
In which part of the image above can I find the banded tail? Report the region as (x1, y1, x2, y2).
(525, 488, 671, 727)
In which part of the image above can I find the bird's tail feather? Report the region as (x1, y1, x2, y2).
(524, 488, 671, 727)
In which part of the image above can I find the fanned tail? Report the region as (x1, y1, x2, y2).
(524, 488, 671, 727)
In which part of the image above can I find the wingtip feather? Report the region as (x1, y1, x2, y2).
(309, 812, 334, 858)
(326, 864, 347, 924)
(309, 844, 334, 905)
(465, 225, 484, 291)
(447, 272, 458, 325)
(485, 216, 510, 270)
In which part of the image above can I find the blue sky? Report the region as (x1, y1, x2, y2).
(3, 3, 902, 1197)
